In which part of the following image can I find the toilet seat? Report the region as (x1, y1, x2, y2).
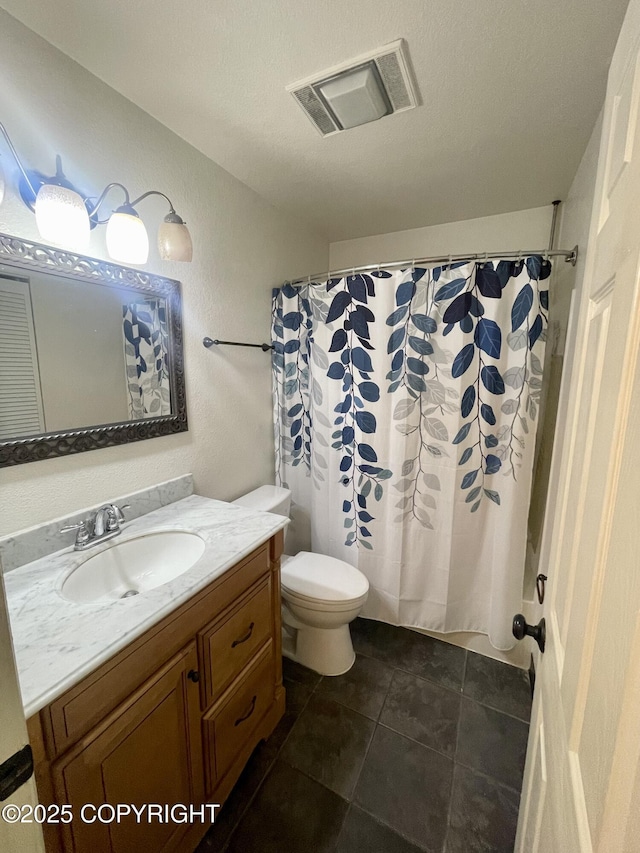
(280, 551, 369, 607)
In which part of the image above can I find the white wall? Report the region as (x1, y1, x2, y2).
(0, 11, 328, 536)
(329, 205, 554, 269)
(526, 111, 604, 599)
(553, 112, 605, 357)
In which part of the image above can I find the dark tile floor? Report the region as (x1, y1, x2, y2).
(195, 618, 532, 853)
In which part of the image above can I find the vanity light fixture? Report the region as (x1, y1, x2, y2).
(0, 121, 193, 263)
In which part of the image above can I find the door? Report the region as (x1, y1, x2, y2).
(516, 1, 640, 850)
(53, 643, 204, 853)
(0, 574, 45, 853)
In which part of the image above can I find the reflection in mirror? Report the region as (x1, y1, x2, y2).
(0, 271, 171, 439)
(0, 232, 186, 467)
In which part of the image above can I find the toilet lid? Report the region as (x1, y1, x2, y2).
(281, 552, 369, 602)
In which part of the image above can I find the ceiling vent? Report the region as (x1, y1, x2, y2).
(287, 39, 419, 136)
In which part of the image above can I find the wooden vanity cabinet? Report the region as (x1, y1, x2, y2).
(27, 531, 285, 853)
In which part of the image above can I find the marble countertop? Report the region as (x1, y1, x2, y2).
(4, 495, 287, 718)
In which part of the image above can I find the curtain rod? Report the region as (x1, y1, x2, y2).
(284, 245, 578, 287)
(202, 337, 274, 351)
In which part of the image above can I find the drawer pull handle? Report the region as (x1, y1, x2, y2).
(187, 669, 200, 683)
(231, 622, 255, 648)
(234, 695, 257, 726)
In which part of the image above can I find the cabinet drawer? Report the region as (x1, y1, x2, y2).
(204, 642, 273, 790)
(199, 575, 272, 707)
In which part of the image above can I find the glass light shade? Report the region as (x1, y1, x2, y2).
(35, 183, 90, 251)
(106, 210, 149, 264)
(158, 219, 193, 262)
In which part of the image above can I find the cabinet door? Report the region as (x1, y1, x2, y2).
(53, 643, 204, 853)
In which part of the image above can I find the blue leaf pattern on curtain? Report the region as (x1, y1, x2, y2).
(123, 300, 171, 418)
(385, 257, 549, 515)
(272, 257, 550, 649)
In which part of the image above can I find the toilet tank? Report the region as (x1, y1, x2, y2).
(232, 485, 292, 518)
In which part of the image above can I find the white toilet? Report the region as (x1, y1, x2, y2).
(232, 485, 369, 676)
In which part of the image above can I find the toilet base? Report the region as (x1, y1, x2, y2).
(281, 623, 356, 676)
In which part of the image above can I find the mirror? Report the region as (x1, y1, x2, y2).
(0, 232, 187, 466)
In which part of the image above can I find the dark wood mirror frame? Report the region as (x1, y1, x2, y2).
(0, 232, 187, 467)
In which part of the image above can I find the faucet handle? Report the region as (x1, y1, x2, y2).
(113, 503, 130, 520)
(60, 521, 90, 546)
(106, 503, 130, 529)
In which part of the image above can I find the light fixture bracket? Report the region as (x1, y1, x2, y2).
(163, 211, 186, 225)
(113, 202, 140, 218)
(18, 154, 88, 209)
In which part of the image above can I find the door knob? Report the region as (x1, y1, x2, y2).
(187, 669, 200, 683)
(512, 614, 546, 653)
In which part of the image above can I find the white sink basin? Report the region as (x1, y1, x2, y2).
(60, 529, 206, 604)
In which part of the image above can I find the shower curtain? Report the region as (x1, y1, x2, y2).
(123, 299, 171, 419)
(272, 257, 550, 650)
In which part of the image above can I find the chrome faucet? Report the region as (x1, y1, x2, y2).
(60, 503, 130, 551)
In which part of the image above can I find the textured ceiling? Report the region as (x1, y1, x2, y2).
(0, 0, 628, 240)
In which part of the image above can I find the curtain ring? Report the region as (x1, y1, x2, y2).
(517, 249, 522, 262)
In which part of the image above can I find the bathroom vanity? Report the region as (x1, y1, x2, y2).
(2, 489, 287, 853)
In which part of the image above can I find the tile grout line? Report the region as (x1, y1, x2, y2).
(460, 693, 532, 726)
(278, 684, 382, 801)
(349, 800, 438, 853)
(345, 719, 377, 804)
(221, 677, 317, 851)
(219, 755, 278, 851)
(373, 661, 396, 724)
(331, 802, 353, 853)
(376, 720, 457, 762)
(359, 655, 455, 853)
(353, 646, 466, 694)
(441, 650, 468, 853)
(340, 664, 393, 808)
(308, 663, 460, 765)
(353, 645, 531, 724)
(347, 664, 396, 802)
(451, 756, 526, 798)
